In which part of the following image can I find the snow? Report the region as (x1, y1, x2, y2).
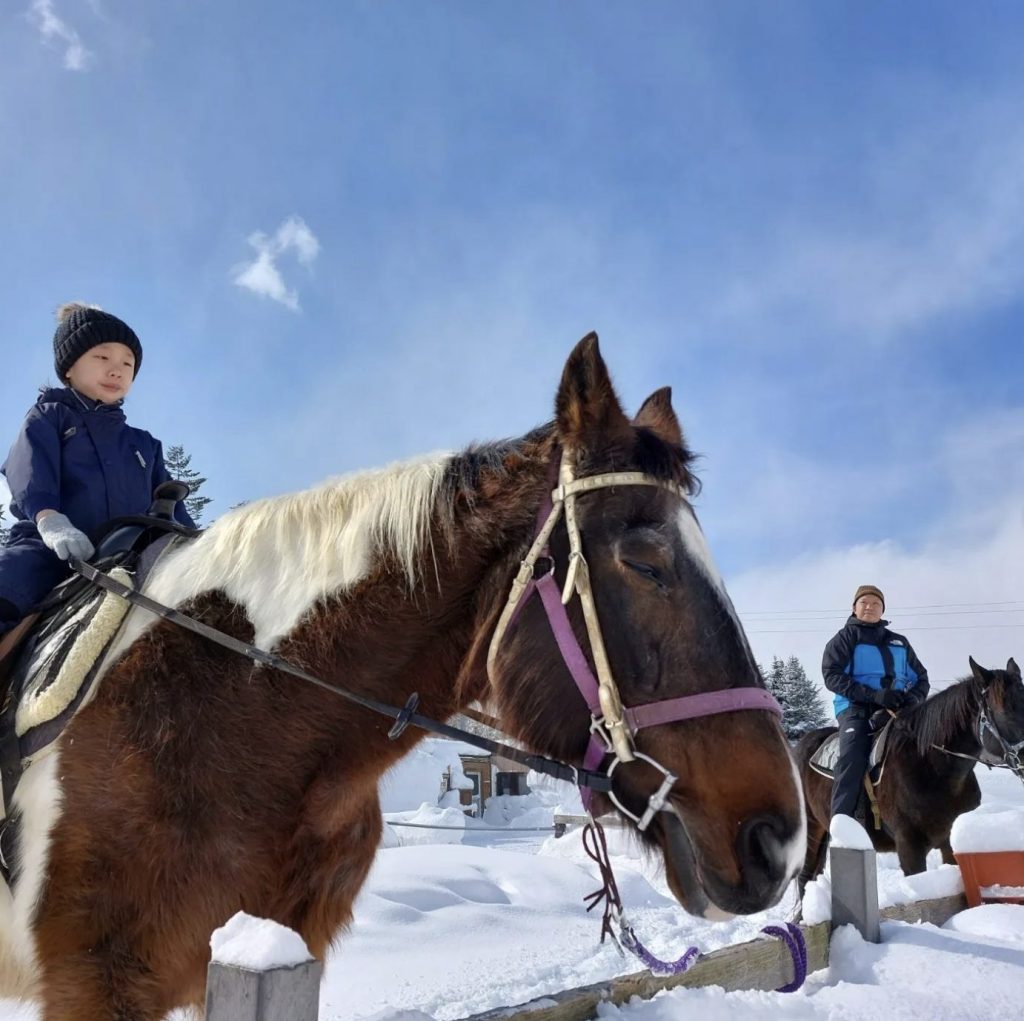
(944, 904, 1024, 943)
(828, 814, 873, 850)
(980, 884, 1024, 898)
(1, 745, 1023, 1020)
(210, 912, 312, 970)
(950, 802, 1024, 853)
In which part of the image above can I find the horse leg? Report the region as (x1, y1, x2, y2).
(939, 839, 956, 866)
(894, 830, 930, 876)
(797, 818, 830, 902)
(34, 944, 170, 1021)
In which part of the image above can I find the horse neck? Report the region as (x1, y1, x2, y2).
(909, 677, 984, 761)
(282, 433, 556, 726)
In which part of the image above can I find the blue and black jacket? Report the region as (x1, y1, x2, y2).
(822, 616, 929, 716)
(2, 386, 195, 539)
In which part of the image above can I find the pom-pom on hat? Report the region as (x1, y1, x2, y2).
(852, 584, 885, 610)
(53, 302, 143, 381)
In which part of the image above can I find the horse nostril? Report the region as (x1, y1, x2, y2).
(737, 814, 790, 892)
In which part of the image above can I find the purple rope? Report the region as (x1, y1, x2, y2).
(583, 821, 807, 990)
(760, 922, 808, 992)
(617, 924, 701, 976)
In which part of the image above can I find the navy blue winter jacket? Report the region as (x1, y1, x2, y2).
(1, 387, 195, 540)
(822, 616, 929, 716)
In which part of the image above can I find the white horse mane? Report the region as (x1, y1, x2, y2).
(118, 452, 451, 651)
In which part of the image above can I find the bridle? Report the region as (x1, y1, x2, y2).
(486, 449, 783, 831)
(978, 692, 1024, 780)
(932, 684, 1024, 784)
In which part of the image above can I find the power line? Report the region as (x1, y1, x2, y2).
(742, 608, 1024, 622)
(746, 622, 1024, 634)
(740, 599, 1024, 615)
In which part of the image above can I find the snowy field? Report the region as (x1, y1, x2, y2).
(1, 743, 1022, 1020)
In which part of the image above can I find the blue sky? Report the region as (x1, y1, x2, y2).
(2, 2, 1022, 681)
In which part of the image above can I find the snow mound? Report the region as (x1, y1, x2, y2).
(210, 912, 312, 970)
(385, 803, 468, 845)
(951, 803, 1024, 853)
(944, 904, 1024, 943)
(830, 813, 873, 850)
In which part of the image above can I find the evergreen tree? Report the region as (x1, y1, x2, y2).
(163, 444, 212, 525)
(765, 656, 790, 716)
(0, 503, 9, 545)
(782, 655, 830, 738)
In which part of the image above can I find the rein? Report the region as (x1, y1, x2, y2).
(68, 560, 613, 795)
(72, 447, 782, 829)
(486, 449, 782, 828)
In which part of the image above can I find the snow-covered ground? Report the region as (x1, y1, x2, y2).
(1, 746, 1021, 1020)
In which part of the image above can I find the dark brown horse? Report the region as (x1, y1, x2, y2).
(0, 336, 804, 1019)
(795, 656, 1024, 894)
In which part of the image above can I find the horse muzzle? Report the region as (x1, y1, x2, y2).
(658, 804, 800, 918)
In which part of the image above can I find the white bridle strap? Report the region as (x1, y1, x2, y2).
(486, 451, 682, 763)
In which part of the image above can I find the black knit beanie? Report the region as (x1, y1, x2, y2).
(53, 303, 143, 381)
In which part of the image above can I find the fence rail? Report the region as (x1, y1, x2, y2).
(202, 845, 969, 1020)
(460, 846, 968, 1021)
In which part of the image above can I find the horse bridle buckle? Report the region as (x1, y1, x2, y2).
(606, 751, 678, 832)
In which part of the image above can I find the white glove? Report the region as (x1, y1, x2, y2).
(36, 512, 95, 562)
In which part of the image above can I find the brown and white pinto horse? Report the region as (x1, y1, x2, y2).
(0, 335, 804, 1019)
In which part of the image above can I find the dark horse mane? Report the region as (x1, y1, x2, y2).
(439, 420, 700, 517)
(890, 673, 982, 757)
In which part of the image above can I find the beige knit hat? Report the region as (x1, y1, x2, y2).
(852, 584, 885, 610)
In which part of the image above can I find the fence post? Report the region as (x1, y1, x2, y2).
(205, 945, 322, 1021)
(829, 846, 881, 944)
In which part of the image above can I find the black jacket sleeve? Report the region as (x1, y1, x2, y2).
(822, 627, 877, 707)
(905, 641, 930, 704)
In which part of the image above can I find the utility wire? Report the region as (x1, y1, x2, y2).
(746, 622, 1024, 634)
(740, 599, 1024, 616)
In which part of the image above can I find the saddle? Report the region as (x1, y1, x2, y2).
(0, 484, 200, 884)
(809, 719, 894, 779)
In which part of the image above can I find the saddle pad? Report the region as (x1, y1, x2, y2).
(9, 533, 184, 763)
(14, 567, 133, 740)
(809, 721, 893, 778)
(809, 733, 841, 776)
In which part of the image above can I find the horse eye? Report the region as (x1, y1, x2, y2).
(624, 560, 662, 584)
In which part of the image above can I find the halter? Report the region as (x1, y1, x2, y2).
(486, 449, 782, 830)
(979, 694, 1024, 781)
(931, 685, 1024, 785)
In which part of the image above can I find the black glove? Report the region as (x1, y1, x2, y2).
(870, 709, 890, 731)
(873, 688, 907, 711)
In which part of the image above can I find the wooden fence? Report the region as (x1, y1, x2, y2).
(202, 845, 968, 1021)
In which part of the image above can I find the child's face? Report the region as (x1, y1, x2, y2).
(65, 342, 137, 403)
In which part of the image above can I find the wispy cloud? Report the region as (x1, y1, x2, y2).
(729, 499, 1024, 703)
(708, 98, 1024, 348)
(232, 216, 320, 312)
(726, 409, 1024, 698)
(28, 0, 94, 72)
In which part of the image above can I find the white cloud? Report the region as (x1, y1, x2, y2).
(720, 405, 1024, 705)
(28, 0, 94, 71)
(710, 98, 1024, 347)
(232, 216, 320, 312)
(728, 497, 1023, 712)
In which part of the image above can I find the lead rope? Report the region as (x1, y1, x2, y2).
(581, 820, 808, 990)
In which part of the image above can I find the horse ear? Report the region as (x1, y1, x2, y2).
(1008, 657, 1021, 678)
(555, 333, 631, 451)
(634, 387, 684, 446)
(968, 656, 991, 681)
